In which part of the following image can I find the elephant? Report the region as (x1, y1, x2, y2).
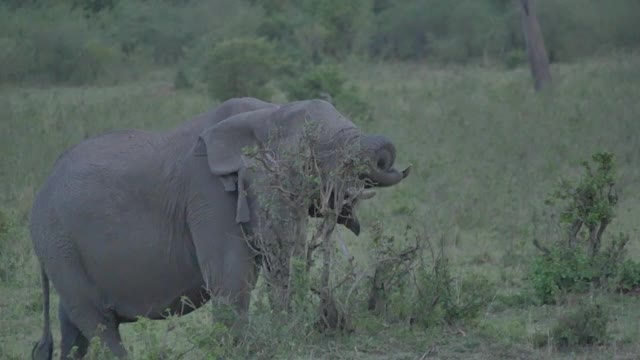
(29, 97, 409, 359)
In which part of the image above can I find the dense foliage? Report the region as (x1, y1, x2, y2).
(2, 0, 640, 86)
(202, 37, 282, 99)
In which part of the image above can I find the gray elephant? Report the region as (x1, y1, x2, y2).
(30, 97, 409, 359)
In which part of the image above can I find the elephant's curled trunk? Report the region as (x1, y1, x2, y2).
(360, 135, 410, 187)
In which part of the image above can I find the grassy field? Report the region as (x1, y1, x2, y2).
(1, 54, 640, 359)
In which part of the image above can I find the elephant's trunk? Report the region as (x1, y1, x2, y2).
(360, 135, 409, 187)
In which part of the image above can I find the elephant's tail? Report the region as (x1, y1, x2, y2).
(31, 264, 53, 360)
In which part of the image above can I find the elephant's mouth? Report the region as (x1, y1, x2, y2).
(335, 189, 378, 235)
(308, 189, 376, 236)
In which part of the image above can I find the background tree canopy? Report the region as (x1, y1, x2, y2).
(1, 0, 639, 86)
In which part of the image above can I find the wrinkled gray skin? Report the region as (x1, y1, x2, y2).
(30, 98, 409, 359)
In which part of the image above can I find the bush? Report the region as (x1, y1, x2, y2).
(202, 37, 282, 100)
(253, 0, 372, 60)
(368, 0, 434, 60)
(537, 0, 640, 62)
(0, 1, 262, 85)
(442, 273, 496, 324)
(534, 303, 609, 348)
(412, 259, 495, 327)
(282, 64, 371, 122)
(173, 69, 192, 90)
(531, 234, 640, 304)
(530, 153, 638, 303)
(615, 259, 640, 294)
(367, 224, 495, 327)
(0, 4, 126, 84)
(284, 63, 346, 101)
(37, 36, 122, 84)
(504, 49, 526, 69)
(108, 0, 255, 66)
(367, 0, 640, 63)
(530, 245, 592, 304)
(302, 0, 373, 58)
(369, 0, 509, 63)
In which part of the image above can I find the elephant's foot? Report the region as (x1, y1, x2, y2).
(31, 334, 53, 360)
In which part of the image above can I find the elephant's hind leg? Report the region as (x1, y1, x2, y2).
(59, 303, 89, 359)
(45, 245, 127, 358)
(58, 301, 125, 359)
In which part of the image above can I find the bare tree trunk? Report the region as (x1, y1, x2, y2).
(520, 0, 551, 91)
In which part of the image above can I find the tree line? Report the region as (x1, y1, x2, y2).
(1, 0, 639, 85)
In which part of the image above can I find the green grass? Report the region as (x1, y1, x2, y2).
(2, 54, 640, 359)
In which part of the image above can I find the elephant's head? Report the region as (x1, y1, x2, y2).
(194, 99, 409, 236)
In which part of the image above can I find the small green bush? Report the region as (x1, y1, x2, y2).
(283, 64, 371, 122)
(173, 69, 192, 90)
(412, 261, 495, 327)
(530, 245, 591, 304)
(284, 64, 346, 101)
(530, 153, 636, 303)
(202, 37, 282, 100)
(442, 272, 495, 324)
(504, 49, 526, 69)
(531, 235, 638, 304)
(535, 303, 609, 348)
(615, 259, 640, 293)
(370, 225, 496, 327)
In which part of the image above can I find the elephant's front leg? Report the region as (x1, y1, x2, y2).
(185, 155, 260, 332)
(188, 212, 258, 333)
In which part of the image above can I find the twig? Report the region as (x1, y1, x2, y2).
(174, 345, 197, 360)
(568, 219, 583, 247)
(336, 229, 354, 261)
(532, 238, 551, 255)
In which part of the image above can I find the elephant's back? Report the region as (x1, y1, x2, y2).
(56, 129, 160, 169)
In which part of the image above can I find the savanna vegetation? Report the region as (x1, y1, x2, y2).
(1, 0, 640, 359)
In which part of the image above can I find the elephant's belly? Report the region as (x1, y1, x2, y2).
(148, 285, 212, 319)
(115, 283, 211, 322)
(104, 266, 208, 321)
(75, 230, 207, 320)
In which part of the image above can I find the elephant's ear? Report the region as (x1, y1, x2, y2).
(193, 108, 298, 224)
(194, 110, 268, 174)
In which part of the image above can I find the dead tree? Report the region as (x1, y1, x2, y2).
(520, 0, 551, 91)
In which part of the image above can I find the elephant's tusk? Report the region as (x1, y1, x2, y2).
(401, 164, 412, 179)
(358, 189, 377, 200)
